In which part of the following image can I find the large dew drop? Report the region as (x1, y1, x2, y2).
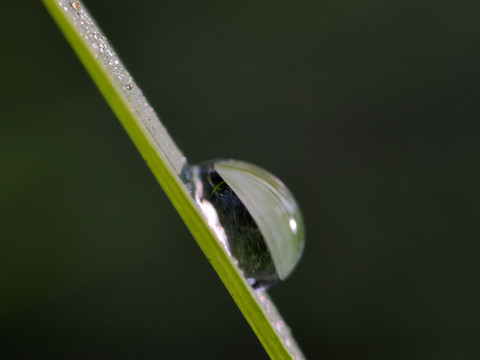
(189, 160, 305, 289)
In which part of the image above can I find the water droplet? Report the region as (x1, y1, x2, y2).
(71, 1, 80, 10)
(189, 160, 305, 289)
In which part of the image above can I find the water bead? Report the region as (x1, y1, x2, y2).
(190, 160, 305, 289)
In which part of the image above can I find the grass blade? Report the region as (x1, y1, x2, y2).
(42, 1, 304, 358)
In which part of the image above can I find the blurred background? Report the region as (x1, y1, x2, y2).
(1, 0, 480, 358)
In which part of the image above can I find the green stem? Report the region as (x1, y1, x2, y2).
(42, 1, 304, 358)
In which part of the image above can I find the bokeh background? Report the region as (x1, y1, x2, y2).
(1, 1, 480, 358)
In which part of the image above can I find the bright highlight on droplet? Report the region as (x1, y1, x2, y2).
(289, 219, 297, 233)
(189, 159, 305, 289)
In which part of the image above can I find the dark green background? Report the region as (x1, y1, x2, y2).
(1, 1, 480, 358)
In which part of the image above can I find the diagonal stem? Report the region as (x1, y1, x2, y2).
(42, 1, 305, 358)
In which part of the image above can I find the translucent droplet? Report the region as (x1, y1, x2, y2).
(189, 159, 305, 289)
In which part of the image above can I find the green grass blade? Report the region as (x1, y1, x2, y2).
(42, 1, 304, 358)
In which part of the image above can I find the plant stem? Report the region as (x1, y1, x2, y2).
(42, 1, 305, 358)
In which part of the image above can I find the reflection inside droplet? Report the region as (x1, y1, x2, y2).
(187, 159, 305, 289)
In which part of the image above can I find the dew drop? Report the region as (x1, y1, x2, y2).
(189, 159, 305, 289)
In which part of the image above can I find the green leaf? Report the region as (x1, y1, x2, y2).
(42, 1, 304, 358)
